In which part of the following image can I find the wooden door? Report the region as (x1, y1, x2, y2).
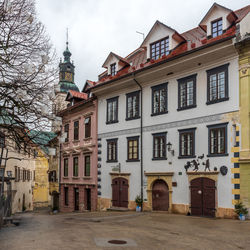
(86, 188, 91, 211)
(190, 178, 215, 217)
(112, 178, 128, 208)
(74, 188, 79, 211)
(152, 180, 169, 211)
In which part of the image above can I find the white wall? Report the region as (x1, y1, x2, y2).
(240, 12, 250, 37)
(97, 55, 239, 209)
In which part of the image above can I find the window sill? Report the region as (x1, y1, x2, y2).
(126, 159, 140, 162)
(84, 137, 92, 141)
(63, 176, 69, 179)
(152, 157, 167, 161)
(73, 140, 80, 142)
(207, 153, 229, 157)
(72, 176, 79, 179)
(83, 176, 91, 179)
(151, 111, 168, 117)
(178, 155, 196, 159)
(125, 116, 140, 121)
(206, 97, 229, 105)
(106, 160, 118, 163)
(177, 105, 197, 111)
(106, 120, 119, 125)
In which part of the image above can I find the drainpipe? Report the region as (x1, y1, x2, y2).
(133, 74, 143, 211)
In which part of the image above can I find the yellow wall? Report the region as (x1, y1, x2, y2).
(33, 149, 50, 207)
(237, 39, 250, 209)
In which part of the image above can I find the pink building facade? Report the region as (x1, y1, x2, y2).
(59, 92, 98, 212)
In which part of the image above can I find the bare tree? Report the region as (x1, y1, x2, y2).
(0, 0, 58, 149)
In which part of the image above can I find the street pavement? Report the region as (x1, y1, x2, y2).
(0, 210, 250, 250)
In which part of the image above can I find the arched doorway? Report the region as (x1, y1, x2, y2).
(112, 177, 128, 208)
(152, 180, 169, 211)
(190, 177, 216, 217)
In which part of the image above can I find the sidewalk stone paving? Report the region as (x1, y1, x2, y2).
(0, 211, 250, 250)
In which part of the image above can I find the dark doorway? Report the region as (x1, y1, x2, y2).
(112, 178, 128, 208)
(52, 192, 59, 211)
(190, 177, 216, 217)
(22, 193, 25, 211)
(74, 188, 79, 211)
(86, 189, 91, 211)
(152, 180, 169, 211)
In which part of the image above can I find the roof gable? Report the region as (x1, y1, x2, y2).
(66, 90, 88, 102)
(102, 52, 129, 69)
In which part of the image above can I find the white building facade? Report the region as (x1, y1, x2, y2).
(90, 3, 249, 218)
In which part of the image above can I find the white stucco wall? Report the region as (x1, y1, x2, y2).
(240, 12, 250, 37)
(97, 54, 239, 210)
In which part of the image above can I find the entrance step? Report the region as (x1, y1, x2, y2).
(107, 207, 130, 212)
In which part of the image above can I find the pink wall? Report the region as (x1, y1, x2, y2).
(60, 99, 98, 211)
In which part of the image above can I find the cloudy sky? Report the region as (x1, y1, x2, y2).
(36, 0, 249, 91)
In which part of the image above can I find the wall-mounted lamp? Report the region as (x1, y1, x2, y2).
(167, 142, 174, 156)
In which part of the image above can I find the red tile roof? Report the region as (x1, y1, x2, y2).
(68, 90, 88, 100)
(90, 5, 249, 88)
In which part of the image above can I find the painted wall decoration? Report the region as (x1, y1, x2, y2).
(184, 155, 211, 172)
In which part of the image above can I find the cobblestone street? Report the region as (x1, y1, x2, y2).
(0, 211, 250, 250)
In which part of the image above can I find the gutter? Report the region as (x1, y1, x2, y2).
(133, 74, 143, 211)
(90, 35, 235, 90)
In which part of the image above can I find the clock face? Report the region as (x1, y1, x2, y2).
(65, 72, 72, 81)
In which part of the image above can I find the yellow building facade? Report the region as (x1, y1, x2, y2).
(33, 148, 50, 208)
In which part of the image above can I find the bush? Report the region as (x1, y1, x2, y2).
(235, 201, 248, 216)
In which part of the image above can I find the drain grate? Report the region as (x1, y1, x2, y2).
(108, 240, 127, 245)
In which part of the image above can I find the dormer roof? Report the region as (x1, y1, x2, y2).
(82, 80, 95, 92)
(102, 52, 130, 69)
(66, 90, 88, 102)
(141, 20, 186, 48)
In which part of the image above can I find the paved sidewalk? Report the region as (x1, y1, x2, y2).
(0, 211, 250, 250)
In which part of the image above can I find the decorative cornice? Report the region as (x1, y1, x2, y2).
(187, 171, 219, 175)
(145, 172, 174, 176)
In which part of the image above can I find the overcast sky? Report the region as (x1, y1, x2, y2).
(36, 0, 249, 91)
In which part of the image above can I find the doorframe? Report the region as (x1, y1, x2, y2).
(110, 172, 130, 208)
(145, 172, 174, 212)
(187, 172, 219, 216)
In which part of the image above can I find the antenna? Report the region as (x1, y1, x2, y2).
(66, 28, 69, 48)
(136, 31, 145, 41)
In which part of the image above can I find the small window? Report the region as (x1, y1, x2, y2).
(0, 132, 5, 148)
(73, 157, 78, 177)
(64, 124, 69, 142)
(110, 63, 116, 76)
(127, 136, 139, 161)
(152, 133, 167, 160)
(150, 37, 169, 60)
(126, 91, 140, 120)
(64, 158, 68, 177)
(207, 64, 229, 105)
(107, 138, 118, 162)
(18, 167, 21, 181)
(15, 166, 18, 182)
(211, 18, 223, 38)
(85, 117, 91, 138)
(207, 123, 228, 157)
(64, 187, 69, 206)
(178, 74, 197, 111)
(106, 97, 118, 124)
(74, 121, 79, 141)
(152, 83, 168, 116)
(178, 128, 196, 158)
(85, 156, 90, 176)
(33, 170, 35, 181)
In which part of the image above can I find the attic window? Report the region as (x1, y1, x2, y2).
(150, 37, 169, 60)
(211, 18, 223, 38)
(110, 63, 116, 76)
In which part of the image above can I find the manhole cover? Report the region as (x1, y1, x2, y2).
(108, 240, 127, 245)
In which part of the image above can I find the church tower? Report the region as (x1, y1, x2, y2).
(52, 33, 79, 131)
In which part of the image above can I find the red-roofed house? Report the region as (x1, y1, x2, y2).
(89, 3, 250, 218)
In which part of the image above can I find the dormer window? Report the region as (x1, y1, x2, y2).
(211, 18, 223, 38)
(110, 63, 116, 76)
(150, 37, 169, 60)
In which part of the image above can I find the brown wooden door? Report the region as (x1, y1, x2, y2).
(190, 178, 216, 217)
(152, 180, 169, 211)
(112, 178, 128, 208)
